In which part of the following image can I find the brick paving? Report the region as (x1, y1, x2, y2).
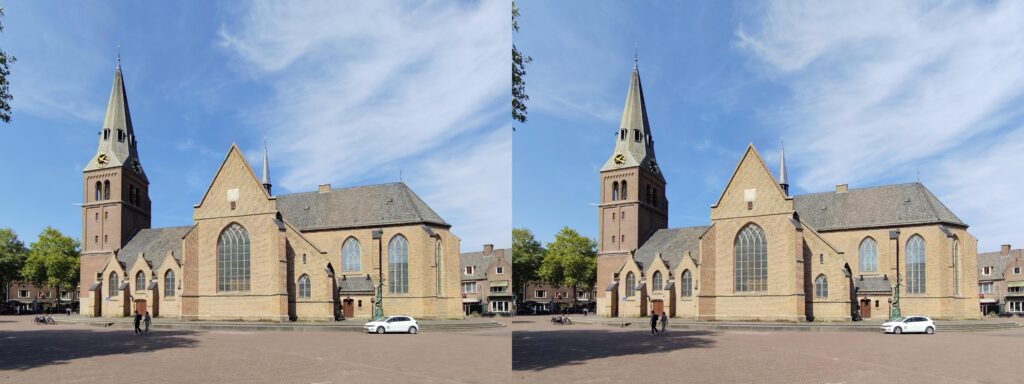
(512, 315, 1024, 383)
(0, 315, 511, 384)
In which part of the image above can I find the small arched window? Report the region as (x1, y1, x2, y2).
(298, 274, 311, 298)
(612, 181, 619, 201)
(388, 235, 409, 294)
(859, 237, 878, 273)
(95, 181, 102, 201)
(735, 224, 768, 292)
(815, 275, 828, 298)
(103, 180, 110, 200)
(681, 270, 693, 297)
(906, 235, 926, 294)
(109, 272, 119, 297)
(952, 238, 960, 296)
(652, 271, 663, 291)
(164, 270, 175, 297)
(620, 180, 628, 200)
(135, 271, 145, 291)
(625, 272, 636, 298)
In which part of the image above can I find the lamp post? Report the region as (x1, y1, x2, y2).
(889, 230, 902, 320)
(372, 229, 385, 320)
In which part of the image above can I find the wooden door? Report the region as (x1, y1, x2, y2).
(859, 300, 871, 319)
(343, 299, 354, 318)
(135, 299, 147, 315)
(652, 300, 664, 316)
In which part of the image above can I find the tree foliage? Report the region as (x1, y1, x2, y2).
(0, 228, 28, 298)
(22, 227, 80, 296)
(512, 0, 531, 128)
(512, 228, 545, 298)
(0, 7, 15, 123)
(539, 227, 597, 302)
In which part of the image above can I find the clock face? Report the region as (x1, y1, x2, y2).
(97, 153, 109, 165)
(649, 159, 660, 174)
(131, 159, 142, 173)
(613, 153, 625, 165)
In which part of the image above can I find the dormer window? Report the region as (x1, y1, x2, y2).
(117, 129, 126, 142)
(634, 129, 641, 142)
(464, 266, 474, 275)
(620, 129, 626, 140)
(103, 129, 110, 141)
(496, 266, 504, 275)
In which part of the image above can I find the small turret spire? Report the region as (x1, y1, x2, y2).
(633, 44, 638, 70)
(779, 140, 789, 196)
(262, 139, 272, 195)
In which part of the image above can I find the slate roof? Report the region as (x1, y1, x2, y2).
(977, 250, 1020, 281)
(853, 275, 892, 294)
(276, 182, 448, 231)
(338, 275, 375, 294)
(793, 183, 965, 232)
(634, 226, 707, 272)
(460, 248, 510, 280)
(117, 226, 191, 270)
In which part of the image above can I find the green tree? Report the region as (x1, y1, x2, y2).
(0, 7, 16, 123)
(539, 227, 597, 310)
(0, 228, 28, 301)
(512, 228, 545, 302)
(22, 227, 80, 305)
(512, 0, 531, 129)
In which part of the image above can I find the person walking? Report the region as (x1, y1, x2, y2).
(650, 312, 659, 335)
(659, 311, 668, 335)
(143, 311, 152, 334)
(133, 310, 142, 335)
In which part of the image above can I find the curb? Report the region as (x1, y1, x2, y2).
(571, 319, 1020, 333)
(56, 318, 506, 333)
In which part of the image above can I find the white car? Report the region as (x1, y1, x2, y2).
(881, 316, 936, 334)
(364, 316, 419, 334)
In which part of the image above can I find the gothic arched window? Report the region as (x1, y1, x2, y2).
(906, 235, 926, 294)
(217, 223, 251, 292)
(164, 270, 175, 297)
(620, 180, 628, 200)
(625, 272, 635, 298)
(388, 235, 409, 294)
(952, 237, 960, 296)
(652, 271, 663, 291)
(735, 224, 767, 292)
(103, 180, 110, 200)
(681, 270, 693, 297)
(95, 181, 102, 201)
(298, 274, 311, 298)
(435, 238, 443, 296)
(612, 181, 619, 201)
(859, 237, 878, 273)
(342, 237, 360, 272)
(135, 271, 145, 291)
(109, 272, 119, 297)
(815, 274, 828, 298)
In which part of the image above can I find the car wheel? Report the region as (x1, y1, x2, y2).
(894, 327, 902, 334)
(376, 326, 385, 334)
(925, 326, 934, 335)
(408, 326, 418, 334)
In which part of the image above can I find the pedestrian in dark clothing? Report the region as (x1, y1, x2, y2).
(144, 311, 151, 334)
(133, 311, 142, 335)
(650, 312, 659, 335)
(659, 311, 668, 334)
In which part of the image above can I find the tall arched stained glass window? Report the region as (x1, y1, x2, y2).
(109, 272, 119, 297)
(735, 224, 767, 292)
(681, 270, 692, 297)
(164, 270, 175, 297)
(625, 272, 635, 298)
(217, 223, 251, 292)
(906, 235, 926, 294)
(342, 237, 360, 272)
(652, 271, 663, 291)
(815, 275, 828, 298)
(388, 235, 409, 294)
(435, 238, 443, 296)
(859, 237, 878, 273)
(952, 238, 960, 296)
(135, 271, 145, 291)
(298, 274, 311, 298)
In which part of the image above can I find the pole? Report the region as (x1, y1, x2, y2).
(372, 229, 385, 320)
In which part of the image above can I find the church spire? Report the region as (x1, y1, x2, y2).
(84, 57, 145, 180)
(600, 54, 662, 180)
(778, 140, 789, 196)
(261, 140, 272, 195)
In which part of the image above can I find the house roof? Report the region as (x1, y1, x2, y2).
(853, 275, 892, 294)
(117, 226, 191, 271)
(634, 226, 707, 272)
(276, 182, 448, 231)
(338, 275, 375, 294)
(459, 248, 511, 280)
(978, 249, 1020, 281)
(793, 183, 965, 232)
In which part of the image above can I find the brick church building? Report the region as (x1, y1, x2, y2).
(79, 62, 464, 321)
(596, 60, 981, 321)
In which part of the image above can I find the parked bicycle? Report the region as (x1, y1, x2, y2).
(34, 314, 55, 325)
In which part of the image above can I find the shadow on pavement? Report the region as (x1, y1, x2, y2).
(0, 328, 199, 371)
(512, 328, 715, 371)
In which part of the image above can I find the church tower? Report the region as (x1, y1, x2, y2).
(596, 58, 669, 300)
(79, 59, 151, 304)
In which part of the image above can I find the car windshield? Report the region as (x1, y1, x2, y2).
(898, 317, 912, 322)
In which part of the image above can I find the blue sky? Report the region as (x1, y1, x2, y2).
(513, 1, 1024, 252)
(0, 1, 510, 250)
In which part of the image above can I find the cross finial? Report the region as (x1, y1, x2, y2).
(116, 44, 121, 69)
(633, 44, 638, 69)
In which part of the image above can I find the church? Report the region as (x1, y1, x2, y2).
(78, 62, 464, 321)
(595, 61, 981, 321)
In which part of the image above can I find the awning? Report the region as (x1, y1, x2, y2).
(1007, 281, 1024, 288)
(979, 298, 998, 304)
(635, 282, 646, 291)
(490, 280, 509, 288)
(147, 281, 158, 290)
(605, 281, 618, 291)
(118, 282, 129, 290)
(88, 282, 102, 292)
(462, 298, 480, 304)
(664, 282, 675, 291)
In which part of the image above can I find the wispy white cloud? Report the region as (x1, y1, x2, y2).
(217, 1, 510, 248)
(735, 1, 1024, 249)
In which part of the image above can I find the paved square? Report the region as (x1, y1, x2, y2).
(512, 316, 1024, 383)
(0, 315, 510, 384)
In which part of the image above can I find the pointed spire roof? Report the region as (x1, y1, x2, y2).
(779, 141, 788, 185)
(600, 56, 662, 180)
(84, 58, 146, 180)
(261, 140, 272, 195)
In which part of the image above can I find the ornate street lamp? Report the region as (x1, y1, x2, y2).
(889, 230, 902, 320)
(372, 229, 385, 320)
